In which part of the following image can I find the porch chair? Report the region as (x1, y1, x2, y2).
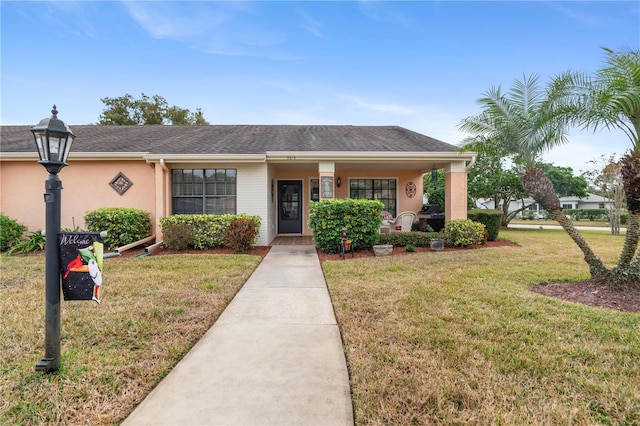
(389, 211, 417, 232)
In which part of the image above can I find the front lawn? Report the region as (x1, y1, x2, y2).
(323, 229, 639, 425)
(1, 230, 637, 425)
(0, 253, 261, 425)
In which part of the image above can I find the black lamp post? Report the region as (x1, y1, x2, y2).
(31, 105, 76, 373)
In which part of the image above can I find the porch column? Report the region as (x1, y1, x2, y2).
(318, 161, 336, 200)
(154, 161, 169, 240)
(444, 161, 468, 222)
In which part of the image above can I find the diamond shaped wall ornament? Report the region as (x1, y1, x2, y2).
(109, 172, 133, 195)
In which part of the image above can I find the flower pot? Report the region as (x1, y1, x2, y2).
(373, 244, 393, 256)
(430, 239, 444, 251)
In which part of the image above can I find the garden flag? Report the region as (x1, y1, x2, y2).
(59, 232, 104, 303)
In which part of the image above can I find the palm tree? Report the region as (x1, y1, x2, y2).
(459, 74, 608, 277)
(559, 47, 640, 285)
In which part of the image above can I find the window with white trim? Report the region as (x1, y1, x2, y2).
(172, 168, 237, 215)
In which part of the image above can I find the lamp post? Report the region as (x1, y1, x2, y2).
(31, 105, 76, 373)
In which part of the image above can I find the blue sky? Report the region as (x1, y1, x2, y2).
(2, 1, 638, 174)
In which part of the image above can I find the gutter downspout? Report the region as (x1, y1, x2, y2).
(465, 155, 477, 172)
(157, 159, 170, 244)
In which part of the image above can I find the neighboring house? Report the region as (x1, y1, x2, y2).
(478, 193, 615, 218)
(1, 125, 475, 246)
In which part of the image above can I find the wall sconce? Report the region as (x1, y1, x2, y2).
(336, 176, 341, 188)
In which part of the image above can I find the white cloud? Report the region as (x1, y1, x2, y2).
(341, 95, 415, 115)
(297, 8, 324, 38)
(122, 2, 227, 39)
(541, 129, 631, 174)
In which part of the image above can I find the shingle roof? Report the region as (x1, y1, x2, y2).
(1, 125, 459, 155)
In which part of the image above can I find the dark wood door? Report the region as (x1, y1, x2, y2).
(278, 180, 302, 234)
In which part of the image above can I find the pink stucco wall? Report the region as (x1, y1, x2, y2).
(274, 168, 427, 235)
(1, 160, 156, 233)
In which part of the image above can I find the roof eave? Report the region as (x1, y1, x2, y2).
(265, 151, 476, 162)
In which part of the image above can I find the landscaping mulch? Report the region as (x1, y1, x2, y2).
(532, 279, 640, 313)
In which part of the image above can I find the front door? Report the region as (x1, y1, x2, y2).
(278, 180, 302, 234)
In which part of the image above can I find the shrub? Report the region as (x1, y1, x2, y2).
(444, 219, 485, 247)
(308, 199, 383, 254)
(160, 214, 261, 250)
(620, 212, 628, 225)
(379, 231, 444, 248)
(7, 231, 46, 255)
(0, 214, 27, 251)
(467, 209, 502, 241)
(162, 223, 193, 250)
(405, 244, 415, 252)
(84, 207, 152, 250)
(225, 218, 259, 253)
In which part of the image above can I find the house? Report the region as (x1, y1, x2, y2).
(1, 124, 475, 246)
(478, 193, 615, 219)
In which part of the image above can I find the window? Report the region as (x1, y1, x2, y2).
(562, 203, 574, 210)
(349, 178, 397, 217)
(172, 169, 236, 214)
(310, 178, 319, 202)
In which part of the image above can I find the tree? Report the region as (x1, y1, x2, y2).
(463, 148, 588, 227)
(536, 163, 588, 198)
(583, 154, 626, 236)
(559, 47, 640, 285)
(459, 74, 608, 277)
(465, 151, 528, 226)
(98, 93, 210, 125)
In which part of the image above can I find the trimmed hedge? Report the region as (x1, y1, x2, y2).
(378, 231, 445, 247)
(467, 209, 502, 241)
(160, 214, 261, 250)
(309, 199, 384, 254)
(85, 207, 152, 250)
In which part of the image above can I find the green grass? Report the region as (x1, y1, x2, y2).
(323, 229, 639, 425)
(510, 218, 616, 228)
(0, 253, 261, 425)
(2, 230, 638, 425)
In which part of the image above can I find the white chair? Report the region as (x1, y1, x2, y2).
(389, 211, 417, 232)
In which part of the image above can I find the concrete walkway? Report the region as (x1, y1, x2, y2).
(122, 245, 354, 426)
(508, 223, 626, 232)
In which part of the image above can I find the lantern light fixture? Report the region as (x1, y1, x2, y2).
(30, 105, 76, 174)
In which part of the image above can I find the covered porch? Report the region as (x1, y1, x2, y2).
(266, 151, 475, 242)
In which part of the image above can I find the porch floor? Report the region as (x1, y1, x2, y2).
(271, 235, 315, 246)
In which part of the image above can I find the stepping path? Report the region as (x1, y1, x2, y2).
(122, 245, 354, 425)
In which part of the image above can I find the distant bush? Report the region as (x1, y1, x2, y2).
(444, 219, 485, 247)
(621, 212, 628, 225)
(568, 209, 609, 221)
(225, 218, 260, 253)
(0, 214, 27, 251)
(85, 207, 152, 250)
(467, 209, 502, 241)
